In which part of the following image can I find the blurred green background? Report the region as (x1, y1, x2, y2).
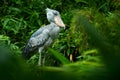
(0, 0, 120, 80)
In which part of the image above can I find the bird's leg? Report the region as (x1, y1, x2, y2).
(38, 52, 42, 66)
(38, 47, 44, 66)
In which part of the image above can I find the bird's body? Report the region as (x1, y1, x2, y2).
(22, 8, 65, 65)
(23, 23, 60, 59)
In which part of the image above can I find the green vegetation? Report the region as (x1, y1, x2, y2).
(0, 0, 120, 80)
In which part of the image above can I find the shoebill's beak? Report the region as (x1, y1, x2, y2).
(54, 15, 65, 29)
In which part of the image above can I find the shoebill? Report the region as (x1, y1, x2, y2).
(22, 8, 65, 66)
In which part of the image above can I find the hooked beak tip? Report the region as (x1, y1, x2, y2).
(61, 25, 65, 30)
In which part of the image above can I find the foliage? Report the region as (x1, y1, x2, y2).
(0, 35, 21, 55)
(48, 48, 70, 64)
(0, 0, 120, 79)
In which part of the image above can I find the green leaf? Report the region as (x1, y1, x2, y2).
(0, 35, 10, 45)
(9, 7, 21, 13)
(67, 49, 70, 56)
(48, 48, 70, 64)
(75, 0, 88, 4)
(82, 49, 98, 55)
(3, 18, 10, 27)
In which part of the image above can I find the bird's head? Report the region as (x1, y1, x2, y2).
(45, 8, 65, 29)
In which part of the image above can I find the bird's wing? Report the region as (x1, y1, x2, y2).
(22, 28, 50, 59)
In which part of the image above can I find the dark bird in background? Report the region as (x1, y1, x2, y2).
(22, 8, 65, 66)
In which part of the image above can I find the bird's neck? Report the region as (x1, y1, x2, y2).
(50, 22, 59, 27)
(48, 22, 60, 39)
